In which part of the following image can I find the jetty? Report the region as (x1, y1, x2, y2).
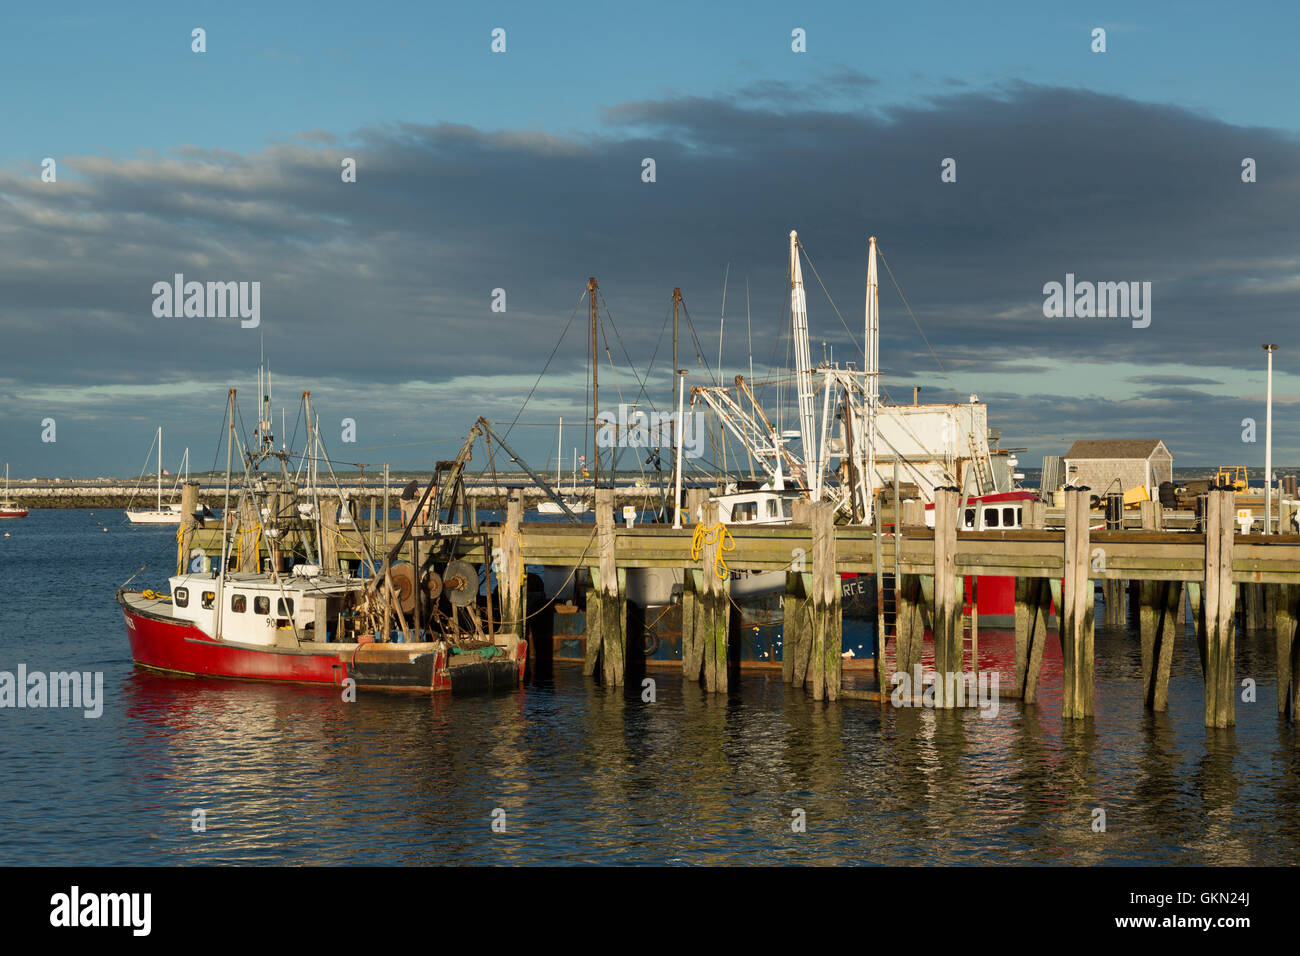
(183, 480, 1300, 730)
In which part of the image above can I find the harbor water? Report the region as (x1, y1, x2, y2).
(1, 510, 1297, 865)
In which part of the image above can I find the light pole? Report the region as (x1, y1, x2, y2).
(1264, 344, 1278, 533)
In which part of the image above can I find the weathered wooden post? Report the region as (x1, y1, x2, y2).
(239, 496, 259, 571)
(783, 499, 812, 686)
(932, 487, 961, 708)
(809, 501, 841, 702)
(700, 499, 730, 694)
(681, 489, 708, 683)
(178, 481, 199, 575)
(1103, 492, 1124, 627)
(320, 496, 339, 573)
(1201, 488, 1236, 728)
(1014, 497, 1050, 703)
(500, 492, 526, 642)
(1272, 584, 1300, 720)
(893, 498, 924, 693)
(586, 488, 626, 685)
(1061, 487, 1095, 719)
(1137, 499, 1177, 710)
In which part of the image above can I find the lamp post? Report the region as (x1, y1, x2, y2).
(1264, 344, 1278, 533)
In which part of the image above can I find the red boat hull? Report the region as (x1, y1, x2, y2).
(119, 597, 526, 693)
(0, 510, 27, 518)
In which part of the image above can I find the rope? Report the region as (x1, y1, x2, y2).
(691, 521, 735, 581)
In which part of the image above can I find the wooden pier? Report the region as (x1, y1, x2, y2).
(187, 485, 1300, 729)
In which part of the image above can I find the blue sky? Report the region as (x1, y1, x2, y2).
(2, 1, 1299, 477)
(10, 1, 1299, 161)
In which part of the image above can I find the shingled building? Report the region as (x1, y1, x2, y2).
(1063, 439, 1173, 496)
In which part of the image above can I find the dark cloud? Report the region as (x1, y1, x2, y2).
(2, 80, 1298, 474)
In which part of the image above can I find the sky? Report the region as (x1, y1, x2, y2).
(2, 0, 1300, 479)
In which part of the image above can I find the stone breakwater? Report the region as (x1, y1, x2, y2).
(9, 484, 666, 510)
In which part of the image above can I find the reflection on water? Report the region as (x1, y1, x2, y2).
(1, 511, 1299, 864)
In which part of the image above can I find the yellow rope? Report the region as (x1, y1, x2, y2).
(691, 521, 735, 581)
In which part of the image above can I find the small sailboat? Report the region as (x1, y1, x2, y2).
(125, 427, 183, 524)
(0, 463, 28, 518)
(537, 419, 590, 515)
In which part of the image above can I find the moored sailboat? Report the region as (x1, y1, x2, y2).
(0, 463, 28, 519)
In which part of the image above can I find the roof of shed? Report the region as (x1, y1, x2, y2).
(1064, 439, 1169, 460)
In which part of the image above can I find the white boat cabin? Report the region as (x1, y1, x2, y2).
(923, 500, 1026, 531)
(168, 569, 363, 646)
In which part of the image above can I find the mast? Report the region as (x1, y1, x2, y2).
(790, 230, 819, 499)
(864, 236, 879, 524)
(215, 388, 236, 640)
(670, 288, 682, 516)
(556, 418, 563, 489)
(156, 426, 163, 511)
(589, 277, 599, 492)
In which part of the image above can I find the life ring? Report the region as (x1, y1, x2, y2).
(642, 629, 659, 658)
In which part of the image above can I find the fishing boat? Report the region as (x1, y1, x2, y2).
(537, 419, 590, 515)
(536, 231, 1036, 668)
(0, 464, 28, 519)
(118, 376, 527, 694)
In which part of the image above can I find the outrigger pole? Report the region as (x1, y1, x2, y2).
(477, 418, 580, 523)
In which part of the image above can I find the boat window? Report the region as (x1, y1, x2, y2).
(254, 596, 270, 615)
(277, 598, 295, 617)
(733, 503, 757, 522)
(174, 587, 189, 608)
(1003, 507, 1016, 527)
(985, 508, 999, 528)
(1016, 507, 1023, 525)
(767, 499, 779, 518)
(963, 508, 976, 529)
(231, 593, 247, 613)
(201, 591, 216, 609)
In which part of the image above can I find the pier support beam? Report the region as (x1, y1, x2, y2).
(321, 496, 339, 573)
(932, 488, 962, 708)
(1014, 500, 1049, 704)
(699, 499, 730, 694)
(585, 488, 626, 686)
(1200, 488, 1236, 728)
(178, 481, 199, 575)
(499, 493, 526, 642)
(808, 501, 841, 701)
(1137, 500, 1177, 711)
(1061, 487, 1095, 719)
(1103, 493, 1124, 627)
(1272, 584, 1300, 721)
(1014, 577, 1051, 704)
(894, 574, 924, 687)
(783, 500, 811, 687)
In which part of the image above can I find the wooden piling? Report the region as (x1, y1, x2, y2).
(1103, 493, 1124, 627)
(1137, 499, 1176, 711)
(178, 481, 199, 575)
(932, 488, 961, 707)
(1201, 488, 1236, 728)
(500, 493, 526, 641)
(809, 501, 840, 701)
(320, 497, 339, 573)
(1272, 584, 1300, 720)
(700, 500, 730, 694)
(586, 488, 626, 686)
(1061, 487, 1095, 719)
(783, 499, 812, 687)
